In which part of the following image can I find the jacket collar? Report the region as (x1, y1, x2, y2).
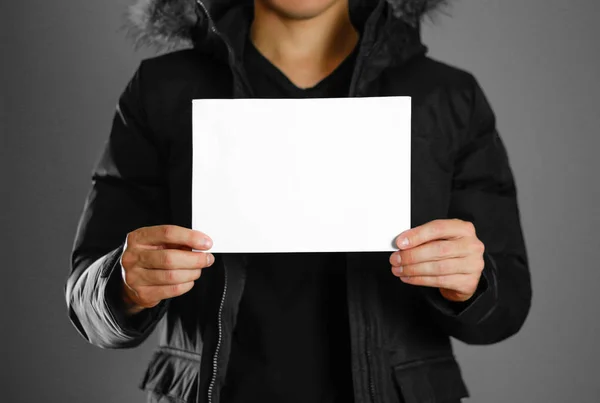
(126, 0, 448, 54)
(126, 0, 445, 95)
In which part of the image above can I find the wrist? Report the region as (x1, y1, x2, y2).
(121, 284, 146, 316)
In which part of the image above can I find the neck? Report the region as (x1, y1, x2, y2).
(250, 0, 359, 89)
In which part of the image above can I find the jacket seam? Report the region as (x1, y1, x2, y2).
(391, 354, 456, 371)
(158, 345, 203, 362)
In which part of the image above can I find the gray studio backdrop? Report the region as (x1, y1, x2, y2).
(3, 0, 599, 402)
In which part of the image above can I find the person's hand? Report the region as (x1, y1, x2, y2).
(119, 225, 215, 315)
(389, 219, 485, 302)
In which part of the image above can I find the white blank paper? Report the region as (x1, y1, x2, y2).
(192, 96, 411, 253)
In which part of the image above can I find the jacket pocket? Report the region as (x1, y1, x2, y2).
(392, 355, 469, 403)
(139, 346, 202, 403)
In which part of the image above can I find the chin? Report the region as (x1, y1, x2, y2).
(258, 0, 344, 20)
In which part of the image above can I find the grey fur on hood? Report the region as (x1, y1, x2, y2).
(125, 0, 449, 51)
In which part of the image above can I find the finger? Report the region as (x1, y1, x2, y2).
(390, 238, 472, 266)
(141, 267, 203, 286)
(133, 225, 213, 250)
(157, 243, 194, 251)
(136, 281, 196, 303)
(395, 219, 475, 250)
(390, 257, 471, 277)
(139, 249, 214, 270)
(398, 273, 478, 295)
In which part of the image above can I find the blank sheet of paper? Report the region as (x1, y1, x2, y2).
(192, 97, 411, 253)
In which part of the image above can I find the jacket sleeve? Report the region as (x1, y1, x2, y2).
(64, 60, 171, 349)
(420, 75, 532, 345)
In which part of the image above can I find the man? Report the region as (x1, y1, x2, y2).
(65, 0, 532, 402)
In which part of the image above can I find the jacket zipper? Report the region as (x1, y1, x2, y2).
(207, 265, 228, 403)
(198, 4, 227, 399)
(366, 322, 376, 402)
(193, 3, 249, 403)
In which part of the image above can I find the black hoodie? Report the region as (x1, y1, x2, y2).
(65, 1, 532, 403)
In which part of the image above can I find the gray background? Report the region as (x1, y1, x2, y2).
(2, 0, 599, 402)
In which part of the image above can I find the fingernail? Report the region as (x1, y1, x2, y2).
(395, 254, 402, 265)
(399, 237, 409, 248)
(391, 266, 403, 275)
(202, 238, 212, 248)
(207, 253, 213, 266)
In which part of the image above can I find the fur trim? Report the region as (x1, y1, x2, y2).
(387, 0, 449, 21)
(124, 0, 200, 51)
(124, 0, 450, 50)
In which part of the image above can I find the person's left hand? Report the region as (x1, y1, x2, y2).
(390, 219, 486, 302)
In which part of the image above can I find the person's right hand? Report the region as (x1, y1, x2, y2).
(118, 225, 215, 315)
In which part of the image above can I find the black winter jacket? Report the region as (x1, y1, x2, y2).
(65, 1, 532, 402)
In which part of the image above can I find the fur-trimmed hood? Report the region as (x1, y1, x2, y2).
(125, 0, 449, 51)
